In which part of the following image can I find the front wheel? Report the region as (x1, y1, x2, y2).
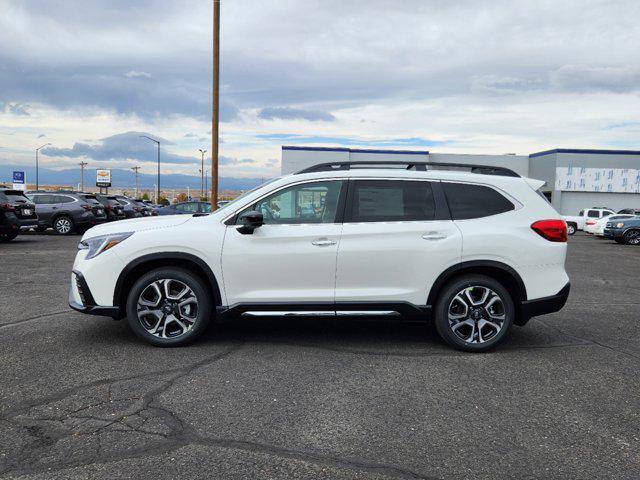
(623, 229, 640, 245)
(125, 267, 212, 346)
(433, 275, 514, 352)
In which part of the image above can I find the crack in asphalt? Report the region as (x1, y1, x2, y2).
(0, 338, 437, 480)
(0, 310, 71, 330)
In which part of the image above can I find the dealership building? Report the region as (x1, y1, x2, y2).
(281, 146, 640, 215)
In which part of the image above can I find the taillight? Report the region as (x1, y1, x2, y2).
(586, 220, 596, 225)
(0, 203, 16, 211)
(531, 220, 567, 242)
(81, 204, 92, 210)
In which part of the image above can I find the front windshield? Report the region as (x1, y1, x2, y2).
(216, 178, 279, 212)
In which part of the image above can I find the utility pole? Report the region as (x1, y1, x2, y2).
(211, 0, 220, 210)
(79, 161, 88, 191)
(140, 136, 160, 203)
(198, 149, 207, 199)
(35, 143, 51, 190)
(131, 166, 141, 198)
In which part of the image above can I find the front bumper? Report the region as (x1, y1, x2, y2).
(69, 270, 121, 319)
(517, 283, 570, 325)
(603, 228, 623, 239)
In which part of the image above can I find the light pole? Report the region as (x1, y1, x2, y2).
(79, 161, 88, 191)
(35, 143, 51, 190)
(131, 166, 141, 198)
(211, 0, 220, 210)
(140, 135, 160, 203)
(198, 149, 207, 199)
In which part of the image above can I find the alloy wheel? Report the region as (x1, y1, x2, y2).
(55, 218, 72, 234)
(626, 230, 640, 245)
(448, 286, 506, 344)
(136, 279, 199, 338)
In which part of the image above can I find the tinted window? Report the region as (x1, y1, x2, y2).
(443, 183, 514, 220)
(579, 210, 584, 216)
(175, 202, 198, 213)
(349, 180, 435, 222)
(33, 194, 57, 204)
(587, 210, 600, 218)
(200, 203, 212, 213)
(3, 191, 29, 203)
(56, 195, 76, 203)
(243, 181, 343, 225)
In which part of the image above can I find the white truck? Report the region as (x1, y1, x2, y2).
(563, 207, 616, 235)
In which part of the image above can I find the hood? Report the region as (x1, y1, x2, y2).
(81, 215, 192, 240)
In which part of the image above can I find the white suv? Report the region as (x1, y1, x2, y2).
(69, 161, 570, 352)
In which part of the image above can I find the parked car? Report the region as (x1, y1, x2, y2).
(563, 207, 616, 235)
(133, 199, 154, 217)
(157, 201, 211, 216)
(604, 217, 640, 245)
(141, 200, 160, 216)
(0, 188, 38, 241)
(94, 194, 125, 221)
(618, 208, 640, 215)
(69, 160, 570, 352)
(112, 196, 143, 219)
(27, 192, 107, 234)
(586, 214, 637, 236)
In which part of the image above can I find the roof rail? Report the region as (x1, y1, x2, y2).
(294, 161, 520, 177)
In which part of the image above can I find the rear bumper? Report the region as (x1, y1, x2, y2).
(518, 283, 570, 325)
(69, 270, 121, 319)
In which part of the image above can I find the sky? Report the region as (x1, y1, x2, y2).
(1, 0, 639, 182)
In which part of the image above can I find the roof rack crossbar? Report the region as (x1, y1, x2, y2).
(295, 161, 520, 177)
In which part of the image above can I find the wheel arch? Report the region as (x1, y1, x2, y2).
(427, 261, 528, 325)
(113, 252, 222, 318)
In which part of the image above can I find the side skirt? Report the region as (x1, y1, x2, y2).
(216, 302, 431, 321)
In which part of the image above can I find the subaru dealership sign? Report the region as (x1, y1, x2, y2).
(12, 171, 26, 191)
(555, 167, 640, 193)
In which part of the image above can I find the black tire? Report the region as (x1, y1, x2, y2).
(0, 231, 19, 242)
(35, 226, 47, 233)
(614, 238, 625, 244)
(566, 223, 577, 235)
(623, 229, 640, 246)
(433, 274, 514, 352)
(53, 215, 74, 235)
(125, 267, 212, 347)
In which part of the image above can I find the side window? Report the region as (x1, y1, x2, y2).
(348, 180, 435, 222)
(58, 195, 75, 204)
(34, 195, 55, 204)
(603, 210, 615, 217)
(240, 181, 343, 225)
(443, 182, 514, 220)
(579, 210, 584, 216)
(176, 203, 198, 213)
(587, 210, 600, 218)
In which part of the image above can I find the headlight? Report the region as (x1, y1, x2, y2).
(616, 223, 625, 228)
(78, 232, 133, 259)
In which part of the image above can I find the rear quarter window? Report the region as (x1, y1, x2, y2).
(443, 182, 514, 220)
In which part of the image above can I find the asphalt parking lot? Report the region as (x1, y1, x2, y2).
(0, 233, 638, 479)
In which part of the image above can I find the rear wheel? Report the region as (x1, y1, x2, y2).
(125, 267, 212, 346)
(566, 223, 576, 235)
(53, 215, 74, 235)
(623, 229, 640, 245)
(434, 275, 514, 352)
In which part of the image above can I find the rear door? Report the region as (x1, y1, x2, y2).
(335, 179, 462, 306)
(32, 194, 57, 224)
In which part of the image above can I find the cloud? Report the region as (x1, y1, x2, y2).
(549, 65, 640, 93)
(124, 70, 152, 79)
(257, 134, 444, 148)
(258, 107, 336, 122)
(41, 131, 202, 165)
(219, 156, 257, 165)
(1, 102, 31, 116)
(37, 133, 46, 138)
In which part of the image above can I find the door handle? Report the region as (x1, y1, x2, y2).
(311, 238, 337, 247)
(422, 232, 447, 241)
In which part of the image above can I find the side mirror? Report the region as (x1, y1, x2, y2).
(237, 210, 264, 234)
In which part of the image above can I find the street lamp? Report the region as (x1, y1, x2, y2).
(140, 135, 160, 203)
(198, 149, 207, 199)
(35, 143, 51, 190)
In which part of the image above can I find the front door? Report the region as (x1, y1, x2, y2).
(221, 180, 346, 305)
(335, 179, 462, 306)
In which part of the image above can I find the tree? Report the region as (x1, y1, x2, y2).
(158, 195, 169, 206)
(141, 192, 150, 200)
(176, 192, 188, 202)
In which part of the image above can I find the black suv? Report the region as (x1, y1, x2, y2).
(27, 192, 107, 234)
(95, 194, 125, 221)
(112, 196, 142, 219)
(0, 188, 38, 241)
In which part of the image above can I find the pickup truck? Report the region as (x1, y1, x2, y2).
(563, 207, 616, 235)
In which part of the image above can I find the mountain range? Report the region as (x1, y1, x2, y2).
(0, 165, 268, 191)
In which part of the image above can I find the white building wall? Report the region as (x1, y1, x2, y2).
(429, 153, 529, 177)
